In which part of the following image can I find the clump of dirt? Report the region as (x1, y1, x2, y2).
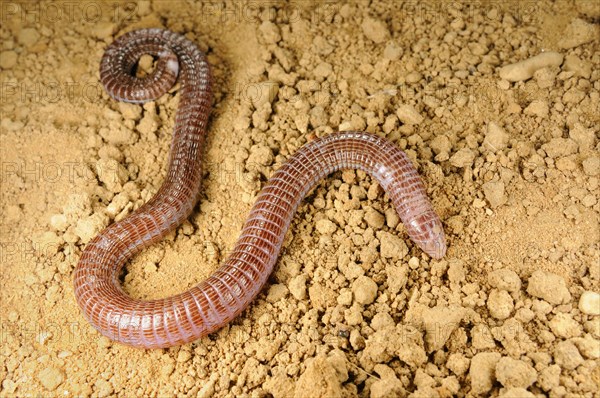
(1, 1, 598, 397)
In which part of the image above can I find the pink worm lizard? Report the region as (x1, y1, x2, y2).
(73, 28, 446, 349)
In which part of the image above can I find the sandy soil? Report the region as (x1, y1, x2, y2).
(1, 0, 599, 397)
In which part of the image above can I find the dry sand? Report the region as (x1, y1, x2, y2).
(1, 0, 599, 397)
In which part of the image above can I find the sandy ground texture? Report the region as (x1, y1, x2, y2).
(1, 0, 599, 397)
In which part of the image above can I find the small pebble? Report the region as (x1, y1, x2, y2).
(470, 352, 501, 394)
(63, 193, 92, 219)
(288, 274, 307, 300)
(74, 213, 109, 244)
(45, 285, 61, 304)
(37, 367, 64, 391)
(582, 155, 599, 176)
(258, 21, 281, 44)
(482, 181, 506, 208)
(94, 379, 114, 398)
(549, 313, 582, 338)
(96, 158, 128, 193)
(99, 123, 136, 145)
(313, 62, 332, 79)
(396, 104, 423, 125)
(2, 379, 16, 394)
(527, 270, 571, 305)
(408, 257, 420, 269)
(266, 284, 288, 303)
(250, 81, 279, 108)
(337, 289, 353, 306)
(352, 276, 378, 305)
(118, 102, 142, 121)
(361, 17, 390, 44)
(377, 231, 408, 260)
(542, 138, 578, 158)
(447, 260, 466, 283)
(533, 67, 558, 89)
(0, 50, 18, 69)
(572, 334, 600, 359)
(581, 194, 596, 208)
(569, 123, 595, 151)
(563, 55, 592, 78)
(487, 289, 513, 320)
(422, 306, 464, 351)
(309, 105, 329, 128)
(315, 219, 337, 235)
(450, 148, 476, 168)
(487, 269, 521, 292)
(472, 325, 496, 350)
(371, 312, 394, 331)
(177, 350, 192, 363)
(538, 365, 560, 392)
(558, 18, 598, 49)
(18, 28, 40, 47)
(247, 144, 273, 168)
(554, 340, 584, 370)
(406, 71, 422, 83)
(252, 104, 273, 130)
(349, 330, 365, 350)
(370, 364, 404, 398)
(137, 113, 159, 136)
(524, 100, 549, 118)
(383, 42, 402, 60)
(430, 135, 451, 156)
(364, 207, 384, 229)
(105, 192, 130, 218)
(495, 357, 537, 388)
(386, 265, 408, 295)
(482, 122, 509, 152)
(345, 304, 363, 325)
(562, 87, 585, 104)
(579, 291, 600, 315)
